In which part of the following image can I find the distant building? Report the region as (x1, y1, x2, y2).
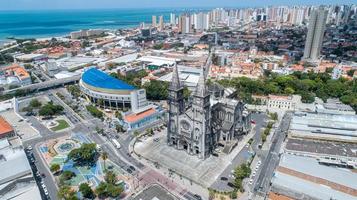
(179, 15, 192, 34)
(70, 29, 104, 39)
(170, 13, 176, 26)
(14, 53, 47, 62)
(303, 7, 328, 62)
(141, 28, 151, 37)
(158, 15, 164, 31)
(152, 15, 157, 27)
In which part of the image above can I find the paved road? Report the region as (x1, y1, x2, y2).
(209, 113, 266, 191)
(253, 112, 291, 197)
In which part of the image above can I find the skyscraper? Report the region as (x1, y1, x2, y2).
(152, 15, 157, 27)
(303, 7, 328, 62)
(179, 15, 191, 34)
(158, 15, 164, 31)
(170, 13, 176, 26)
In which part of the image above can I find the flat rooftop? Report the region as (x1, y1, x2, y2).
(271, 154, 357, 200)
(285, 138, 357, 158)
(289, 112, 357, 138)
(82, 68, 135, 90)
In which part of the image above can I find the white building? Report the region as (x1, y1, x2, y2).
(0, 139, 42, 200)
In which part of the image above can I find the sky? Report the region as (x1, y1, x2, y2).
(1, 0, 356, 10)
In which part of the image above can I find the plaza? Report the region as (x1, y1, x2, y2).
(38, 132, 132, 194)
(134, 129, 254, 188)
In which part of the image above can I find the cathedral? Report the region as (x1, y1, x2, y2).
(167, 63, 251, 159)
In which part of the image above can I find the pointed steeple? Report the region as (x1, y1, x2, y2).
(170, 62, 181, 90)
(194, 66, 207, 97)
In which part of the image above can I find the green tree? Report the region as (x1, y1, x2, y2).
(261, 133, 267, 143)
(67, 143, 98, 166)
(114, 111, 122, 120)
(95, 182, 108, 198)
(61, 170, 76, 181)
(104, 171, 118, 185)
(50, 163, 61, 173)
(284, 87, 295, 95)
(58, 185, 78, 200)
(115, 124, 124, 133)
(39, 102, 64, 117)
(29, 99, 42, 108)
(101, 152, 108, 171)
(143, 80, 169, 100)
(79, 183, 95, 199)
(106, 183, 123, 198)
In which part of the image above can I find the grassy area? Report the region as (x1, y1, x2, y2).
(51, 120, 70, 131)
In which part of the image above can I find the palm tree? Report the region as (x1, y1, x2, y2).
(101, 152, 108, 171)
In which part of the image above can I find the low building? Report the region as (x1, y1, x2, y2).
(70, 29, 105, 39)
(271, 154, 357, 200)
(14, 53, 47, 62)
(123, 104, 165, 130)
(0, 139, 42, 200)
(0, 116, 15, 139)
(289, 112, 357, 143)
(0, 64, 32, 87)
(80, 68, 149, 110)
(252, 95, 301, 111)
(316, 98, 356, 115)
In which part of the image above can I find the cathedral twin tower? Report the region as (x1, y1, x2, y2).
(167, 63, 213, 159)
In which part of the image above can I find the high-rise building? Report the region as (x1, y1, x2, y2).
(170, 13, 176, 26)
(179, 15, 191, 34)
(303, 7, 328, 62)
(152, 15, 157, 27)
(158, 15, 164, 31)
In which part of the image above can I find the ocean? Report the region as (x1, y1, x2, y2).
(0, 8, 199, 43)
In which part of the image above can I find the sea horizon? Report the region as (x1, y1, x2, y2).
(0, 8, 211, 43)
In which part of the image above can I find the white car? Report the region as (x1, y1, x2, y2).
(252, 172, 256, 177)
(249, 179, 253, 185)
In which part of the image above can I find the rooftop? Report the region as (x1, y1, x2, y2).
(272, 154, 357, 200)
(0, 139, 32, 185)
(124, 107, 156, 123)
(0, 116, 13, 136)
(82, 68, 135, 91)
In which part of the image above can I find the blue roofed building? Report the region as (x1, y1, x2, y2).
(80, 67, 148, 110)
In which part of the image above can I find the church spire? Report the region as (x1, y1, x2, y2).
(194, 66, 207, 97)
(170, 62, 181, 90)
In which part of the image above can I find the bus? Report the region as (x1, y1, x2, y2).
(111, 139, 121, 149)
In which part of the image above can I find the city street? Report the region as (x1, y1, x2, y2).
(210, 113, 266, 191)
(253, 112, 292, 198)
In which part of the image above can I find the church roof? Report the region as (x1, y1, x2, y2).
(194, 67, 207, 97)
(169, 62, 181, 90)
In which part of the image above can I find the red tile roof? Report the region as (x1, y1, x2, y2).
(0, 117, 13, 136)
